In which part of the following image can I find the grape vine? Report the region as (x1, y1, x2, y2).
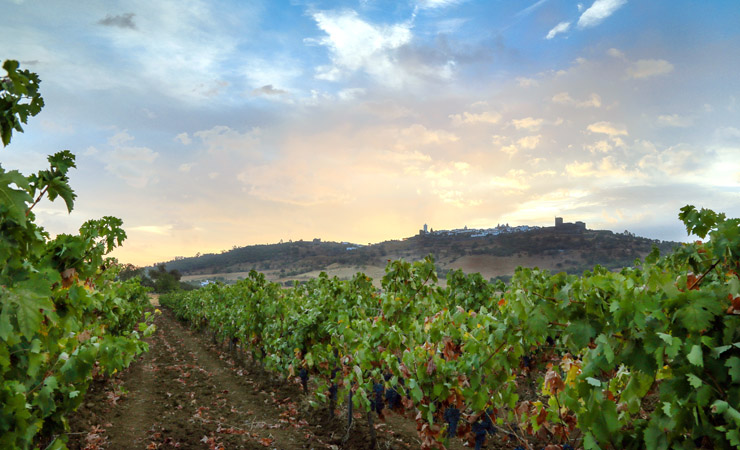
(1, 60, 154, 449)
(162, 204, 740, 449)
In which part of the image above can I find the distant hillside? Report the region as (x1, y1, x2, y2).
(162, 226, 681, 286)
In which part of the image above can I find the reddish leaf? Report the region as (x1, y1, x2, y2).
(544, 369, 565, 395)
(426, 357, 436, 375)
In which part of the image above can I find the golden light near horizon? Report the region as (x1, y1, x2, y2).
(2, 1, 739, 266)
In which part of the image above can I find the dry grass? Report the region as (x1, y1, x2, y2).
(179, 251, 586, 288)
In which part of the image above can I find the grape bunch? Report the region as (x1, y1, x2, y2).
(298, 368, 309, 392)
(443, 407, 460, 438)
(472, 410, 495, 450)
(371, 383, 385, 414)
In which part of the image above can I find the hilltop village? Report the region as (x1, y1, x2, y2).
(417, 217, 585, 239)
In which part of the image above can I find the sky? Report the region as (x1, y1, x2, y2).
(2, 0, 739, 266)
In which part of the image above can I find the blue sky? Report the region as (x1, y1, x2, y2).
(2, 0, 739, 265)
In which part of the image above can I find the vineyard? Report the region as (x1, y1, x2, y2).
(161, 205, 740, 450)
(2, 59, 740, 449)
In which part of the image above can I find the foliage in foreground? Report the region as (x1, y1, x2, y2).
(1, 60, 153, 449)
(163, 205, 740, 450)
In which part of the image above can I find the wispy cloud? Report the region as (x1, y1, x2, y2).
(517, 0, 551, 17)
(577, 0, 627, 28)
(512, 117, 544, 131)
(607, 48, 674, 80)
(626, 59, 674, 79)
(657, 114, 692, 127)
(546, 21, 571, 39)
(516, 77, 538, 87)
(552, 92, 601, 108)
(449, 111, 502, 126)
(129, 225, 174, 235)
(416, 0, 466, 10)
(587, 121, 627, 136)
(102, 131, 159, 188)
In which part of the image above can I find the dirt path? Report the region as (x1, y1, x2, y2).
(67, 309, 422, 450)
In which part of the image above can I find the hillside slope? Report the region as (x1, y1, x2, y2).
(164, 227, 680, 285)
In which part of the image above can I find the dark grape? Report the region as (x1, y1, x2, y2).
(371, 383, 384, 414)
(472, 421, 487, 450)
(520, 354, 532, 369)
(385, 386, 401, 409)
(472, 410, 496, 450)
(298, 368, 308, 392)
(443, 407, 460, 438)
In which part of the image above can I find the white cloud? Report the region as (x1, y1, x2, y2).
(129, 225, 174, 235)
(565, 156, 634, 179)
(606, 49, 674, 80)
(40, 119, 74, 134)
(517, 135, 541, 150)
(193, 126, 262, 155)
(338, 87, 366, 100)
(637, 144, 705, 178)
(103, 131, 159, 188)
(657, 114, 692, 128)
(577, 0, 627, 29)
(626, 59, 674, 79)
(546, 21, 571, 40)
(242, 57, 303, 92)
(453, 161, 470, 173)
(606, 48, 626, 59)
(175, 132, 192, 145)
(552, 92, 601, 108)
(449, 111, 502, 126)
(516, 77, 538, 87)
(585, 140, 613, 153)
(587, 121, 627, 136)
(238, 160, 354, 206)
(310, 10, 412, 86)
(381, 150, 432, 164)
(716, 126, 740, 141)
(500, 144, 518, 157)
(490, 169, 530, 190)
(705, 147, 740, 187)
(511, 117, 544, 131)
(565, 160, 596, 177)
(397, 124, 459, 149)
